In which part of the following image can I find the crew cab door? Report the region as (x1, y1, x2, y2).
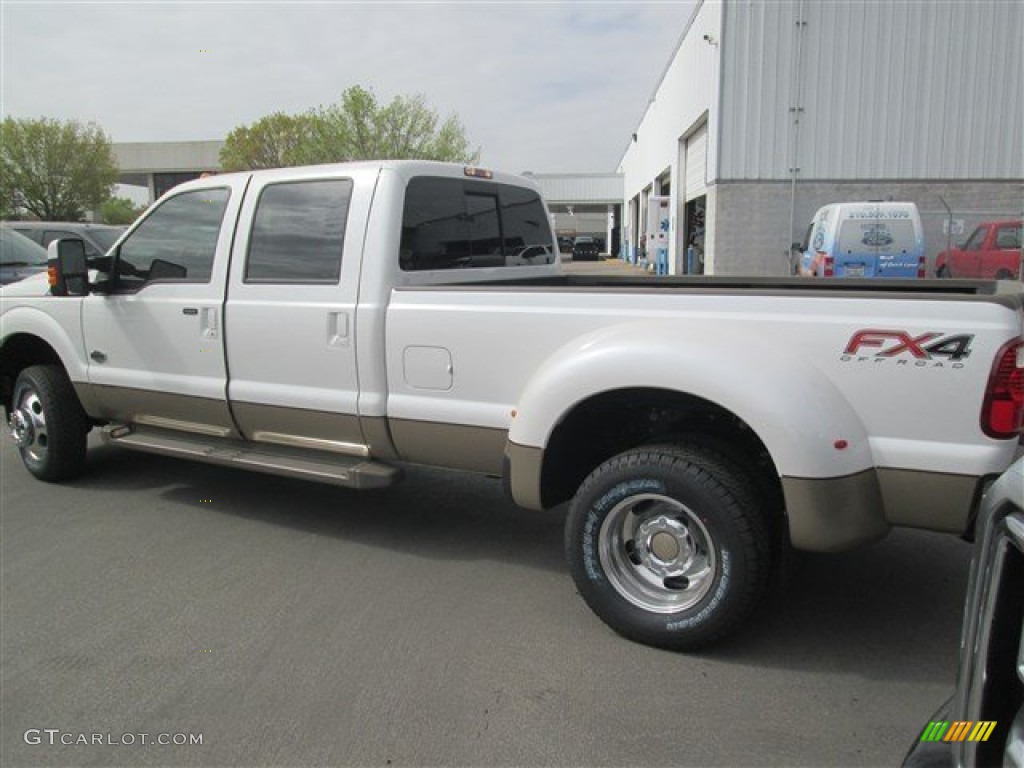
(81, 178, 249, 435)
(954, 226, 986, 277)
(223, 168, 370, 456)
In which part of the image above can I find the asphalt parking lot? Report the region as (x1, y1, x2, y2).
(2, 434, 972, 767)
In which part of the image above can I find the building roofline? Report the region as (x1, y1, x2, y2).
(617, 0, 705, 169)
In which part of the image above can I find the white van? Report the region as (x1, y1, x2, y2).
(798, 202, 925, 278)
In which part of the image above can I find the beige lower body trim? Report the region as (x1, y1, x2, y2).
(389, 418, 507, 475)
(81, 384, 240, 438)
(360, 415, 400, 462)
(72, 382, 104, 421)
(232, 401, 367, 457)
(505, 441, 544, 510)
(783, 468, 983, 552)
(876, 467, 980, 533)
(783, 471, 889, 552)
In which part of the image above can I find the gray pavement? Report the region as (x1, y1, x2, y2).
(2, 434, 971, 766)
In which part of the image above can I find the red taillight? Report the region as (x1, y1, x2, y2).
(981, 338, 1024, 439)
(917, 256, 926, 279)
(822, 255, 834, 277)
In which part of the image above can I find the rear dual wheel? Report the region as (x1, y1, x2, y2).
(565, 443, 772, 651)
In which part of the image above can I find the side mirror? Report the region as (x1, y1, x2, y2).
(47, 238, 90, 296)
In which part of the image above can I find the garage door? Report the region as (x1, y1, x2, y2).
(684, 123, 708, 202)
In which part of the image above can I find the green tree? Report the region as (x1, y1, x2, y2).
(219, 112, 314, 172)
(220, 86, 479, 171)
(99, 196, 145, 225)
(1, 117, 119, 220)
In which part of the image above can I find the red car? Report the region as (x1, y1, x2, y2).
(936, 220, 1022, 279)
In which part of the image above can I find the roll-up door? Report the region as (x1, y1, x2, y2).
(684, 123, 708, 202)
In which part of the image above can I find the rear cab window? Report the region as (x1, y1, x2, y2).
(400, 177, 555, 271)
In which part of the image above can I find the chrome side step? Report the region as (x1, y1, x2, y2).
(102, 425, 401, 490)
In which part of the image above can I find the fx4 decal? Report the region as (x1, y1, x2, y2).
(841, 330, 974, 368)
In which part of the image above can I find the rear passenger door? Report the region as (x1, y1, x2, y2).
(954, 226, 985, 277)
(224, 168, 371, 456)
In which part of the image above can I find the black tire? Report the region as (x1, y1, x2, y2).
(565, 443, 772, 651)
(936, 264, 951, 278)
(995, 268, 1014, 280)
(9, 365, 89, 482)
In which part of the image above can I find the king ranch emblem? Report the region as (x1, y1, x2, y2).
(841, 330, 974, 368)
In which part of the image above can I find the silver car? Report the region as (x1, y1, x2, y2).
(0, 227, 48, 285)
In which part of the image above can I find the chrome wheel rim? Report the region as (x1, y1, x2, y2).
(9, 388, 48, 464)
(599, 492, 717, 614)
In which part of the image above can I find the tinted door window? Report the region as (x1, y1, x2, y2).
(401, 177, 554, 270)
(963, 227, 986, 251)
(114, 189, 230, 293)
(88, 228, 124, 253)
(245, 179, 353, 283)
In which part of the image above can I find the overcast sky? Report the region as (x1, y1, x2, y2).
(1, 1, 695, 176)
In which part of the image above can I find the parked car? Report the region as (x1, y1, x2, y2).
(902, 456, 1023, 768)
(8, 221, 126, 262)
(0, 227, 48, 286)
(936, 220, 1022, 280)
(798, 202, 926, 278)
(572, 235, 600, 261)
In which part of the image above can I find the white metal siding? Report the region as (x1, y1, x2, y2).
(720, 0, 1024, 180)
(718, 0, 796, 180)
(685, 123, 709, 200)
(531, 174, 623, 204)
(113, 141, 225, 172)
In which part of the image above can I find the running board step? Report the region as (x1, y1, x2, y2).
(102, 425, 401, 490)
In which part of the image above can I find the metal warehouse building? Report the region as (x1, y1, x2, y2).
(619, 0, 1024, 276)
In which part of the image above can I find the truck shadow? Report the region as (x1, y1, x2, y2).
(74, 443, 972, 678)
(75, 442, 567, 574)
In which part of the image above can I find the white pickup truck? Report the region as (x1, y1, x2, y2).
(3, 161, 1023, 650)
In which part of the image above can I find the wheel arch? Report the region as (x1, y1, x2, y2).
(506, 323, 873, 511)
(1, 307, 88, 416)
(538, 387, 783, 515)
(1, 334, 65, 412)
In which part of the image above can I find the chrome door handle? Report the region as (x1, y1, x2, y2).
(201, 308, 218, 339)
(327, 311, 350, 348)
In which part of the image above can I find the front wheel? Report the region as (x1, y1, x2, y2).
(9, 365, 89, 482)
(565, 444, 772, 651)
